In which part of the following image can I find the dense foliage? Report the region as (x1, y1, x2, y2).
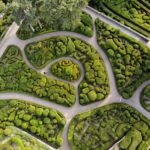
(141, 85, 150, 112)
(0, 46, 76, 106)
(50, 59, 81, 82)
(25, 36, 110, 105)
(68, 103, 150, 150)
(17, 12, 93, 39)
(11, 0, 90, 37)
(0, 99, 66, 148)
(0, 126, 52, 150)
(89, 0, 150, 38)
(96, 19, 150, 99)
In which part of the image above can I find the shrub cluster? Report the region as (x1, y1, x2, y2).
(0, 99, 66, 148)
(25, 36, 110, 105)
(140, 85, 150, 112)
(68, 103, 150, 150)
(0, 126, 51, 150)
(89, 0, 150, 38)
(0, 46, 76, 106)
(95, 18, 150, 99)
(50, 59, 81, 82)
(17, 12, 93, 40)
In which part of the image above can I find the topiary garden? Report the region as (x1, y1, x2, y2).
(0, 46, 76, 106)
(68, 103, 150, 150)
(95, 18, 150, 99)
(50, 59, 81, 82)
(25, 35, 110, 105)
(0, 99, 66, 148)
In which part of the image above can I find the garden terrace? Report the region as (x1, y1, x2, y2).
(0, 46, 76, 106)
(50, 59, 81, 82)
(17, 12, 94, 40)
(0, 126, 52, 150)
(25, 36, 110, 105)
(95, 18, 150, 99)
(68, 103, 150, 150)
(89, 0, 150, 38)
(0, 99, 66, 148)
(141, 85, 150, 112)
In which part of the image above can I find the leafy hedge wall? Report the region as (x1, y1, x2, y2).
(0, 46, 76, 106)
(0, 99, 66, 148)
(141, 85, 150, 112)
(68, 103, 150, 150)
(25, 36, 110, 105)
(95, 18, 150, 99)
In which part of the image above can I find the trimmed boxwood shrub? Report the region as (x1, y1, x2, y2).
(25, 36, 110, 105)
(0, 46, 76, 106)
(50, 59, 81, 82)
(0, 99, 66, 148)
(96, 18, 150, 99)
(68, 103, 150, 150)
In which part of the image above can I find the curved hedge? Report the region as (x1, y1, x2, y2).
(0, 99, 66, 148)
(50, 59, 81, 82)
(0, 46, 76, 106)
(89, 0, 150, 38)
(17, 12, 93, 40)
(141, 85, 150, 112)
(95, 18, 150, 99)
(25, 36, 110, 105)
(68, 103, 150, 150)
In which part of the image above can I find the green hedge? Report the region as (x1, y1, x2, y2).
(0, 46, 76, 106)
(50, 59, 81, 82)
(25, 36, 110, 105)
(68, 103, 150, 150)
(89, 0, 150, 38)
(95, 18, 150, 99)
(17, 12, 93, 40)
(140, 85, 150, 112)
(0, 99, 66, 148)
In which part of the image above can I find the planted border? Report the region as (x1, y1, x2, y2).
(25, 35, 110, 105)
(95, 18, 150, 99)
(68, 103, 150, 150)
(0, 99, 66, 148)
(0, 46, 76, 106)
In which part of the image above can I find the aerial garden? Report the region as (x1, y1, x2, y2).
(0, 0, 150, 150)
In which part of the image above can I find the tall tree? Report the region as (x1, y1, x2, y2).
(10, 0, 88, 32)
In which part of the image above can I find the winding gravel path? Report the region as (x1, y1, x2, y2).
(0, 7, 150, 150)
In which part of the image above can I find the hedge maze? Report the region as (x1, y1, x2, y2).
(0, 46, 76, 106)
(0, 99, 66, 148)
(141, 85, 150, 112)
(50, 59, 81, 82)
(95, 19, 150, 99)
(68, 103, 150, 150)
(89, 0, 150, 38)
(25, 36, 110, 105)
